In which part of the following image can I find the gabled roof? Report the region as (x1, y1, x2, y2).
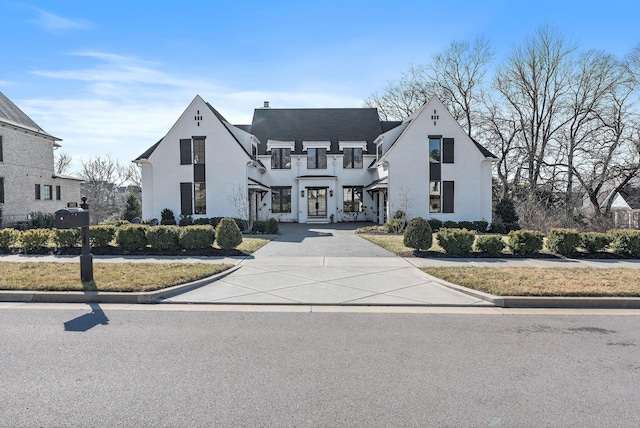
(250, 108, 383, 155)
(471, 137, 497, 159)
(615, 186, 640, 210)
(0, 91, 59, 139)
(134, 139, 161, 161)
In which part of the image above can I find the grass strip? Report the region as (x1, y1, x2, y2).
(0, 262, 233, 292)
(422, 267, 640, 297)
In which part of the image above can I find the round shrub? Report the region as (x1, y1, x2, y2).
(179, 226, 215, 250)
(216, 218, 242, 250)
(608, 229, 640, 258)
(507, 230, 543, 256)
(267, 218, 279, 234)
(20, 229, 51, 253)
(437, 228, 475, 255)
(253, 220, 267, 233)
(147, 226, 181, 251)
(115, 225, 148, 251)
(53, 229, 81, 248)
(546, 228, 581, 255)
(0, 228, 21, 250)
(89, 225, 115, 247)
(473, 235, 506, 255)
(580, 232, 611, 254)
(403, 217, 433, 251)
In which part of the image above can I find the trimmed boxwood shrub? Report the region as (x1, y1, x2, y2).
(608, 229, 640, 258)
(267, 218, 279, 234)
(546, 228, 581, 255)
(580, 232, 611, 254)
(216, 218, 242, 250)
(115, 225, 148, 251)
(443, 220, 461, 229)
(507, 230, 543, 256)
(458, 221, 475, 231)
(489, 222, 507, 234)
(473, 235, 506, 255)
(147, 226, 181, 251)
(29, 211, 56, 229)
(0, 228, 21, 249)
(403, 217, 433, 251)
(473, 220, 489, 233)
(20, 229, 51, 252)
(89, 225, 115, 247)
(193, 217, 211, 225)
(178, 214, 194, 226)
(53, 229, 81, 248)
(179, 226, 215, 250)
(427, 218, 443, 232)
(437, 228, 475, 255)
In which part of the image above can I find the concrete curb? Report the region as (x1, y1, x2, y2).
(0, 266, 241, 304)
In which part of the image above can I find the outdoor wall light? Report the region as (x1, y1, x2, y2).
(301, 190, 305, 197)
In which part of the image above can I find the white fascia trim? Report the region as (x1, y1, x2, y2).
(302, 140, 331, 151)
(267, 139, 295, 151)
(338, 141, 367, 152)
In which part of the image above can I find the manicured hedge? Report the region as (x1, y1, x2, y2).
(179, 226, 215, 250)
(0, 228, 20, 249)
(20, 229, 51, 253)
(437, 228, 475, 255)
(507, 230, 544, 255)
(53, 229, 81, 248)
(473, 235, 506, 255)
(147, 226, 181, 251)
(115, 225, 148, 251)
(580, 232, 611, 254)
(608, 229, 640, 258)
(89, 225, 116, 247)
(546, 228, 581, 255)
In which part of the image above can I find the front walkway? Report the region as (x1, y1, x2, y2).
(164, 223, 488, 306)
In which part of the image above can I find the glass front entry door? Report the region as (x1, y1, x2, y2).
(307, 188, 327, 217)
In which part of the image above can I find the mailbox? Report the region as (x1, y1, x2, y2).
(55, 208, 90, 229)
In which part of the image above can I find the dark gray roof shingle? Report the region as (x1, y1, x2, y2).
(0, 91, 54, 137)
(250, 108, 383, 155)
(618, 186, 640, 210)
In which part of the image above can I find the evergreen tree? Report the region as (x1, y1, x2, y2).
(122, 192, 142, 221)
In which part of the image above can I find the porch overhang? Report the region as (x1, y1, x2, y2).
(248, 177, 270, 200)
(364, 177, 388, 197)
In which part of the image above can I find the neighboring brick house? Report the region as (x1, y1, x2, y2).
(0, 91, 81, 227)
(134, 95, 496, 225)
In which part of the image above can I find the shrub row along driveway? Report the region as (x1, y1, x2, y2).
(165, 223, 487, 305)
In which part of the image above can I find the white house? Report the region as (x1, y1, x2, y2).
(134, 95, 496, 225)
(0, 91, 81, 227)
(609, 186, 640, 228)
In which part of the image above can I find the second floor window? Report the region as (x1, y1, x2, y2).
(343, 148, 363, 169)
(271, 148, 291, 169)
(307, 148, 327, 169)
(44, 185, 53, 200)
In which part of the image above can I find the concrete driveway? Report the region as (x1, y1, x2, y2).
(164, 223, 488, 306)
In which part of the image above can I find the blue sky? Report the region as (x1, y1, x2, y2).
(2, 0, 639, 173)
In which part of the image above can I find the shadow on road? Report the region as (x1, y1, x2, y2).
(64, 303, 109, 332)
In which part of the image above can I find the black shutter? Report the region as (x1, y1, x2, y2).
(0, 135, 3, 162)
(194, 164, 205, 183)
(35, 184, 41, 200)
(443, 181, 454, 213)
(443, 138, 454, 163)
(180, 182, 193, 215)
(430, 163, 441, 181)
(56, 185, 61, 200)
(0, 177, 4, 203)
(180, 139, 192, 165)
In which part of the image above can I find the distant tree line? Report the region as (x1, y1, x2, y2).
(365, 26, 640, 231)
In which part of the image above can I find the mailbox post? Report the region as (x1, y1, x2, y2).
(55, 197, 93, 282)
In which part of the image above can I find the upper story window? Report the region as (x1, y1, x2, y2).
(44, 185, 53, 200)
(180, 137, 206, 165)
(343, 148, 363, 169)
(377, 143, 383, 160)
(307, 148, 327, 169)
(271, 148, 291, 169)
(429, 138, 441, 163)
(429, 136, 454, 164)
(193, 138, 205, 164)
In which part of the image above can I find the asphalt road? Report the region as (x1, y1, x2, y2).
(1, 305, 639, 427)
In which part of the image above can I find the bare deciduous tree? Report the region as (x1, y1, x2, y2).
(54, 152, 73, 176)
(80, 154, 131, 224)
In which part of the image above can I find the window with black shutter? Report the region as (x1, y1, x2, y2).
(35, 184, 41, 200)
(442, 138, 454, 163)
(180, 139, 192, 165)
(180, 182, 193, 215)
(442, 181, 455, 213)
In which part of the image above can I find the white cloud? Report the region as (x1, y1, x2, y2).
(21, 51, 367, 174)
(29, 7, 92, 32)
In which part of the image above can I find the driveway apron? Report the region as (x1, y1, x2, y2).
(164, 223, 487, 306)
